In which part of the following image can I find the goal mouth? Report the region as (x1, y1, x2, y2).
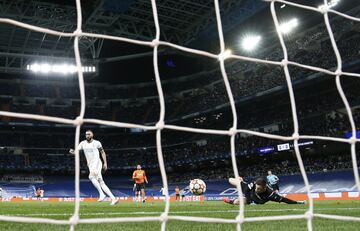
(0, 0, 359, 230)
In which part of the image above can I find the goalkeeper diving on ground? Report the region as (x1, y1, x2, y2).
(224, 177, 305, 205)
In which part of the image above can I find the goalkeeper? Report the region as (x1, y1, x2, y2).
(224, 177, 305, 205)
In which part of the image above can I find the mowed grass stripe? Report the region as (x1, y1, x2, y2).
(0, 201, 358, 230)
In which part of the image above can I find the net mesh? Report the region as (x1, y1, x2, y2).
(0, 0, 359, 230)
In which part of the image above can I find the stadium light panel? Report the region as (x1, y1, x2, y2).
(329, 0, 340, 8)
(318, 0, 340, 10)
(40, 64, 51, 73)
(30, 63, 40, 72)
(279, 18, 299, 34)
(241, 35, 261, 51)
(26, 63, 96, 75)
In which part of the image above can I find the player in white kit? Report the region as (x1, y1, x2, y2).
(70, 130, 118, 205)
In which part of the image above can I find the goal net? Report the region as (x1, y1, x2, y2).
(0, 0, 359, 230)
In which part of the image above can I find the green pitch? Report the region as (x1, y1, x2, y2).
(0, 201, 359, 231)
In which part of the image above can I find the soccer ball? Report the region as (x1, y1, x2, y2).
(189, 179, 206, 195)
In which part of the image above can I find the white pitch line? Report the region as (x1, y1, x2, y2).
(2, 207, 360, 217)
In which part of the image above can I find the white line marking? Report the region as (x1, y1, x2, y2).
(2, 207, 360, 217)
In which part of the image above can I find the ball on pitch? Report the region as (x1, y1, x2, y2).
(189, 179, 206, 195)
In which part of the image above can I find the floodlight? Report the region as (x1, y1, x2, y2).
(279, 18, 299, 34)
(319, 0, 340, 10)
(241, 35, 261, 51)
(26, 63, 96, 75)
(40, 64, 51, 73)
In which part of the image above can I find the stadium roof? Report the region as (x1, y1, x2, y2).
(0, 0, 268, 75)
(0, 0, 359, 82)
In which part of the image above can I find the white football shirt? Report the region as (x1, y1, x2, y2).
(78, 139, 103, 167)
